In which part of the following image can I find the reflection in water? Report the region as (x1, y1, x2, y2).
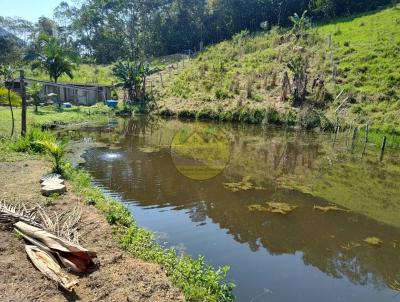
(72, 117, 400, 302)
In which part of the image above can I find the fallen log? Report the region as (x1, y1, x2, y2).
(25, 245, 78, 291)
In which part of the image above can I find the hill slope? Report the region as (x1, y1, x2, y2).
(158, 5, 400, 133)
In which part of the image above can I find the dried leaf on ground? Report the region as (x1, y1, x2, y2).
(25, 245, 78, 291)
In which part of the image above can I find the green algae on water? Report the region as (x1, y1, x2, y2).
(248, 202, 297, 215)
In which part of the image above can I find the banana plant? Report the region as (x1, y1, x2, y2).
(112, 61, 159, 106)
(289, 10, 310, 36)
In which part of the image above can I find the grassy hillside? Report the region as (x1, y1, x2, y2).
(158, 5, 400, 133)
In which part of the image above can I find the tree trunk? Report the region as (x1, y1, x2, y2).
(7, 88, 15, 137)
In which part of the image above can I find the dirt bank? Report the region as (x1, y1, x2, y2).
(0, 160, 185, 302)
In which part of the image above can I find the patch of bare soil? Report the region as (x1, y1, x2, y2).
(0, 160, 185, 302)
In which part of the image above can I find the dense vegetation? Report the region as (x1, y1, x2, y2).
(158, 6, 400, 133)
(0, 0, 393, 64)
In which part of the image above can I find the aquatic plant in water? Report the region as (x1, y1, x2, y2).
(139, 146, 161, 153)
(313, 205, 351, 213)
(364, 237, 383, 246)
(224, 176, 265, 192)
(248, 202, 297, 215)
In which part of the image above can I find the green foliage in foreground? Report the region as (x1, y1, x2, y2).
(70, 169, 235, 302)
(0, 105, 111, 139)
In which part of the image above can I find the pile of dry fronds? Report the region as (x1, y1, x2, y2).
(0, 199, 96, 291)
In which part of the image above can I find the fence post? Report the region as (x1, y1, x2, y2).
(380, 136, 387, 162)
(362, 123, 369, 156)
(159, 73, 164, 88)
(20, 70, 27, 137)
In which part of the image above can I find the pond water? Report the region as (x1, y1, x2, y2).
(69, 117, 400, 302)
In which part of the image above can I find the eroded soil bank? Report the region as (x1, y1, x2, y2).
(0, 160, 185, 302)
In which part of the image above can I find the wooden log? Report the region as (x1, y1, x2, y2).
(40, 173, 62, 184)
(41, 184, 67, 197)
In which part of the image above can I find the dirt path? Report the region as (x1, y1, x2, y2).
(0, 160, 185, 302)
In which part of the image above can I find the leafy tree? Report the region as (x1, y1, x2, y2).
(27, 83, 43, 112)
(0, 65, 16, 136)
(28, 34, 75, 83)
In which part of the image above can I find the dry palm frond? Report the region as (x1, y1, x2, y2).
(0, 199, 41, 228)
(38, 206, 82, 244)
(15, 221, 97, 273)
(25, 245, 78, 291)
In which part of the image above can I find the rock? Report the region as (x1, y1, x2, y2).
(40, 173, 62, 184)
(41, 184, 67, 196)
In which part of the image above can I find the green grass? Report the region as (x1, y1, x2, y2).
(158, 5, 400, 133)
(0, 105, 111, 139)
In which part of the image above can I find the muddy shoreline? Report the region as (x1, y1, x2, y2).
(0, 160, 185, 302)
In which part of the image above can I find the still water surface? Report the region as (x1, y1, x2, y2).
(71, 117, 400, 302)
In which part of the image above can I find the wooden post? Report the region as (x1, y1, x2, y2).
(333, 117, 339, 145)
(345, 123, 352, 147)
(362, 124, 369, 156)
(380, 136, 387, 162)
(351, 127, 358, 153)
(20, 70, 27, 137)
(159, 73, 164, 88)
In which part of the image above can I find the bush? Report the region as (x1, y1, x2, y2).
(159, 107, 176, 117)
(197, 108, 219, 120)
(298, 109, 321, 130)
(0, 86, 21, 106)
(12, 129, 56, 153)
(178, 110, 196, 119)
(264, 107, 283, 125)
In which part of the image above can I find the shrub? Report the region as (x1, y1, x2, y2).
(215, 88, 231, 100)
(298, 109, 321, 130)
(36, 140, 67, 174)
(178, 110, 196, 119)
(159, 107, 176, 117)
(264, 107, 283, 125)
(0, 86, 21, 106)
(12, 129, 56, 153)
(197, 108, 218, 120)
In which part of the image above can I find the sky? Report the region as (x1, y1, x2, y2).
(0, 0, 71, 22)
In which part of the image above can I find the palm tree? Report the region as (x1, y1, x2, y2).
(29, 34, 75, 83)
(0, 65, 15, 137)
